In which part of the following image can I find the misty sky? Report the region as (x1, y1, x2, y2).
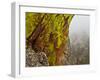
(69, 15, 90, 38)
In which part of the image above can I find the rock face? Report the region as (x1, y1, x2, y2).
(26, 41, 73, 67)
(26, 48, 49, 67)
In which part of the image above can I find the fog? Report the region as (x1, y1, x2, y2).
(68, 15, 90, 64)
(69, 15, 90, 38)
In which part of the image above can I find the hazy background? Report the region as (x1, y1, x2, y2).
(69, 15, 89, 37)
(69, 15, 90, 64)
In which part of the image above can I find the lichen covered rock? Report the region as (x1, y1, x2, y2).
(26, 48, 49, 67)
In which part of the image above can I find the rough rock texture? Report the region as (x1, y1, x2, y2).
(26, 48, 49, 67)
(26, 41, 73, 67)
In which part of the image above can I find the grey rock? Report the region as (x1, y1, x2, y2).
(26, 48, 49, 67)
